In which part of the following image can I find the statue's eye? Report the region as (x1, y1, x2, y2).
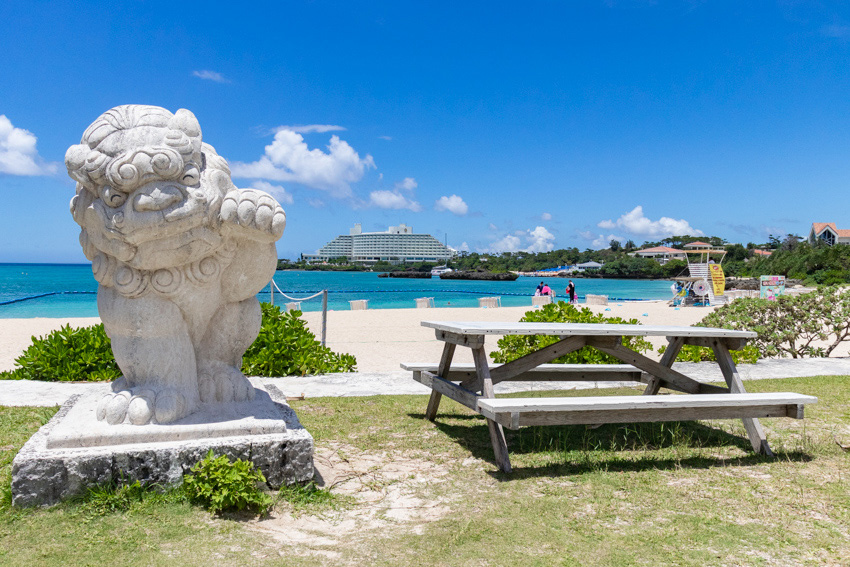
(182, 164, 200, 185)
(101, 186, 126, 208)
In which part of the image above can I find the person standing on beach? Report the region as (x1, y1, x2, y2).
(567, 280, 576, 304)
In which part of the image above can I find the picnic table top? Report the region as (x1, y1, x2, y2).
(421, 321, 757, 339)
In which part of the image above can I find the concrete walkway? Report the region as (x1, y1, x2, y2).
(2, 357, 849, 407)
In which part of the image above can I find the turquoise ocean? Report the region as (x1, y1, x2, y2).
(0, 264, 674, 318)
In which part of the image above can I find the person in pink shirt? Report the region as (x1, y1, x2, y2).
(541, 283, 552, 296)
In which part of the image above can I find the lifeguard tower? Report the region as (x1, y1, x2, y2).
(671, 242, 727, 307)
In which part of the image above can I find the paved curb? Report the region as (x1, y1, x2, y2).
(2, 358, 849, 407)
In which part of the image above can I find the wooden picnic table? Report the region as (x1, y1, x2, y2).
(404, 321, 817, 473)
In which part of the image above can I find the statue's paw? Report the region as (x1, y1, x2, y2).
(95, 386, 189, 425)
(199, 366, 255, 403)
(221, 188, 286, 240)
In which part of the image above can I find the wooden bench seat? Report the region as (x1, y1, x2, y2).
(476, 392, 818, 430)
(401, 362, 644, 382)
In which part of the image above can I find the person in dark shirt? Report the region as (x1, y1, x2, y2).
(535, 281, 544, 296)
(567, 280, 576, 304)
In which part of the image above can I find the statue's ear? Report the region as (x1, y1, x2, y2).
(171, 109, 201, 139)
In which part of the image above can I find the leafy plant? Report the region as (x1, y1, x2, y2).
(491, 302, 653, 365)
(658, 343, 759, 364)
(182, 450, 272, 515)
(1, 324, 120, 382)
(1, 303, 356, 381)
(695, 286, 850, 358)
(242, 303, 357, 376)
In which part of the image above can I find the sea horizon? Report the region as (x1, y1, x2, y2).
(0, 264, 675, 319)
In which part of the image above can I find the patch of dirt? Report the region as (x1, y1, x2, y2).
(246, 443, 453, 560)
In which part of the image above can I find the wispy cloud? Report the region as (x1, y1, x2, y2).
(191, 70, 229, 83)
(230, 128, 376, 198)
(249, 180, 294, 205)
(435, 194, 468, 216)
(822, 24, 850, 39)
(541, 212, 552, 221)
(579, 230, 624, 249)
(378, 135, 392, 141)
(275, 124, 347, 134)
(394, 177, 417, 191)
(0, 115, 58, 176)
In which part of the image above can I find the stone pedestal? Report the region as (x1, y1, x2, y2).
(11, 380, 313, 507)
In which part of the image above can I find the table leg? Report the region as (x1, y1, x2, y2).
(710, 340, 774, 456)
(643, 337, 684, 396)
(472, 346, 512, 473)
(425, 342, 456, 421)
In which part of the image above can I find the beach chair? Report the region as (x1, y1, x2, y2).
(478, 297, 502, 308)
(415, 297, 435, 308)
(532, 295, 552, 306)
(349, 299, 369, 310)
(285, 302, 301, 312)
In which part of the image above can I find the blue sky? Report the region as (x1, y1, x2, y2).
(3, 1, 850, 263)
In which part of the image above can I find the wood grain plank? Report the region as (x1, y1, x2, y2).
(472, 346, 512, 473)
(425, 342, 456, 421)
(489, 336, 586, 384)
(710, 339, 774, 456)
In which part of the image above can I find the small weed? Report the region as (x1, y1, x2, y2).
(183, 450, 272, 515)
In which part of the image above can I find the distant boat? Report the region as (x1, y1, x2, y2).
(431, 265, 453, 277)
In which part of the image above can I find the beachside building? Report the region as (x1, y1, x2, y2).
(682, 241, 723, 250)
(808, 223, 850, 246)
(629, 246, 687, 265)
(302, 223, 457, 265)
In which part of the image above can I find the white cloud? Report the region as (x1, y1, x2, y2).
(456, 242, 470, 252)
(369, 190, 422, 211)
(435, 194, 468, 215)
(230, 129, 376, 198)
(0, 115, 57, 176)
(486, 226, 556, 253)
(394, 177, 417, 191)
(192, 70, 229, 83)
(379, 135, 392, 141)
(275, 124, 346, 134)
(488, 223, 498, 231)
(307, 198, 325, 208)
(597, 206, 703, 238)
(541, 212, 552, 221)
(249, 180, 293, 205)
(527, 226, 556, 252)
(579, 230, 624, 249)
(490, 234, 522, 253)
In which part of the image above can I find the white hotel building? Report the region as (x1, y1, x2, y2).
(301, 223, 457, 265)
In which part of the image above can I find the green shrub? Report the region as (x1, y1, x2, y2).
(491, 302, 653, 365)
(242, 304, 357, 376)
(1, 303, 356, 381)
(1, 324, 120, 382)
(182, 450, 272, 515)
(696, 286, 850, 358)
(658, 343, 759, 364)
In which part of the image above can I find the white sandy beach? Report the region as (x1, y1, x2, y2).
(1, 301, 720, 373)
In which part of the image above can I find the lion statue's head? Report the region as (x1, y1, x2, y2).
(66, 105, 234, 271)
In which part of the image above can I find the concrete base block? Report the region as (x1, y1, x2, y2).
(11, 379, 313, 507)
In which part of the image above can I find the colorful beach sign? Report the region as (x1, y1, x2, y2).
(759, 275, 785, 300)
(709, 264, 725, 296)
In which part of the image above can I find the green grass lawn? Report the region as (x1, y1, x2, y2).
(1, 376, 849, 566)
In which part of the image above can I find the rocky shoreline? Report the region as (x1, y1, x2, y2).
(440, 271, 519, 281)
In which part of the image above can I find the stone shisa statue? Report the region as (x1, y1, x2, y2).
(65, 105, 286, 426)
